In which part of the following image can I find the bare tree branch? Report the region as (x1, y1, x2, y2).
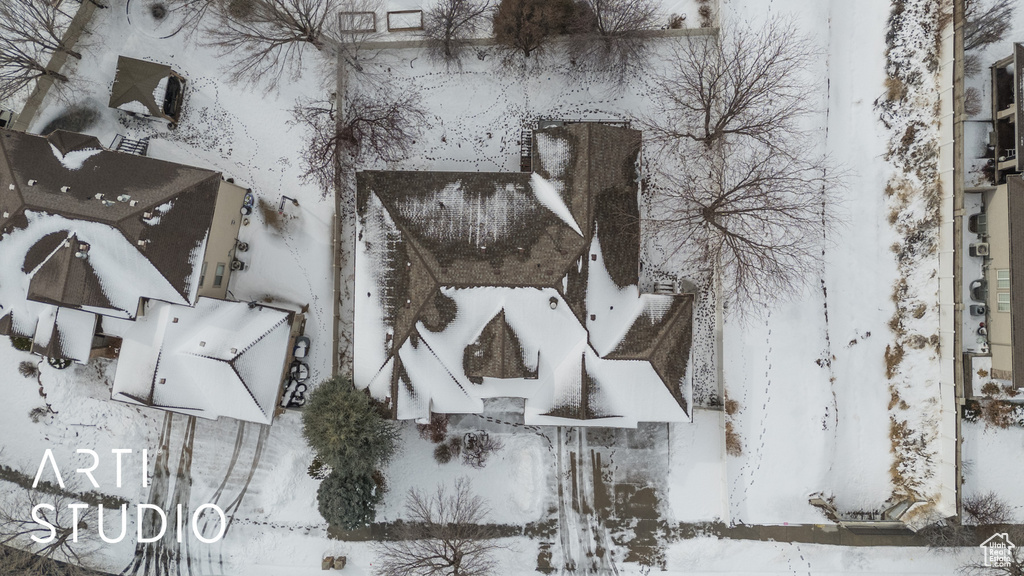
(644, 18, 815, 152)
(0, 488, 98, 576)
(567, 0, 658, 84)
(162, 0, 217, 39)
(372, 479, 507, 576)
(290, 86, 428, 197)
(0, 0, 78, 103)
(423, 0, 491, 66)
(964, 0, 1014, 51)
(0, 38, 69, 104)
(0, 0, 81, 60)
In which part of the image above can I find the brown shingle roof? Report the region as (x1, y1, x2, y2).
(0, 129, 221, 313)
(108, 56, 171, 118)
(463, 309, 537, 382)
(358, 123, 690, 421)
(358, 171, 588, 288)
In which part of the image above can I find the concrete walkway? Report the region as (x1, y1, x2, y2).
(11, 0, 102, 132)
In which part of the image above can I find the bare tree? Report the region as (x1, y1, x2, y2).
(492, 0, 574, 60)
(423, 0, 491, 66)
(0, 0, 81, 60)
(0, 0, 79, 102)
(567, 0, 658, 82)
(647, 143, 836, 309)
(965, 0, 1014, 51)
(963, 491, 1013, 525)
(290, 87, 428, 196)
(372, 479, 506, 576)
(206, 0, 380, 88)
(644, 17, 835, 311)
(0, 36, 69, 103)
(645, 18, 814, 152)
(0, 489, 98, 576)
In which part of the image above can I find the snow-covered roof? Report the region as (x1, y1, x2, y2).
(0, 129, 224, 340)
(111, 298, 295, 424)
(29, 304, 98, 363)
(355, 123, 693, 427)
(108, 56, 173, 118)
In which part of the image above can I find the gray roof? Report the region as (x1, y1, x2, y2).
(1007, 176, 1024, 382)
(0, 129, 222, 316)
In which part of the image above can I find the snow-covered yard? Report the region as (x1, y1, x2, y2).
(0, 0, 968, 573)
(961, 420, 1024, 523)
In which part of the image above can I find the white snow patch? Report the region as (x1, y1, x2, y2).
(48, 143, 102, 170)
(530, 173, 582, 236)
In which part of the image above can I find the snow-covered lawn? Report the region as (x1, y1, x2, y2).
(0, 0, 969, 573)
(961, 420, 1024, 522)
(665, 537, 960, 575)
(715, 0, 920, 524)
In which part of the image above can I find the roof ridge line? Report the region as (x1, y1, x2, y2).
(409, 328, 474, 400)
(229, 364, 268, 418)
(233, 313, 289, 359)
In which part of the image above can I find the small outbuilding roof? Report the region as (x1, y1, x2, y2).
(108, 56, 172, 118)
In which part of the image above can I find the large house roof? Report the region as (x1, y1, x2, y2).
(0, 129, 221, 336)
(355, 123, 693, 427)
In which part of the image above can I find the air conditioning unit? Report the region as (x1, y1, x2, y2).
(970, 304, 987, 316)
(970, 242, 990, 257)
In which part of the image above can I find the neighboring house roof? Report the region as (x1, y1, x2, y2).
(355, 123, 694, 427)
(0, 129, 221, 348)
(108, 56, 172, 118)
(1007, 176, 1024, 382)
(112, 298, 295, 424)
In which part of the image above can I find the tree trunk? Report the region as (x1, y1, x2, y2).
(713, 255, 724, 405)
(46, 69, 69, 82)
